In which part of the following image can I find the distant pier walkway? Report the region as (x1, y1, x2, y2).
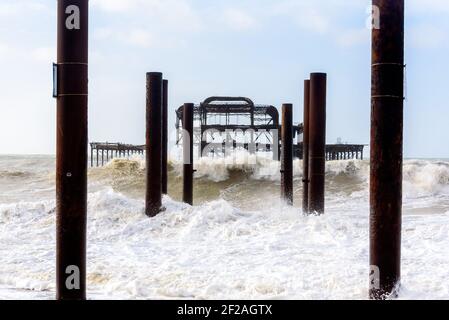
(90, 141, 365, 167)
(90, 142, 144, 167)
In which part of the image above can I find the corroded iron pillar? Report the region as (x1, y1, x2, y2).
(56, 0, 88, 300)
(183, 103, 194, 205)
(302, 80, 310, 214)
(308, 73, 327, 215)
(145, 72, 163, 217)
(281, 104, 293, 205)
(162, 79, 168, 195)
(370, 0, 404, 300)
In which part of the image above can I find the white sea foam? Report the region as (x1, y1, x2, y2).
(0, 155, 448, 299)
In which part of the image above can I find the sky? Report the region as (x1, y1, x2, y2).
(0, 0, 448, 158)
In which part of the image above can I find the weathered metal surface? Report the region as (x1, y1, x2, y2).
(302, 80, 310, 214)
(162, 80, 169, 195)
(183, 103, 194, 205)
(56, 0, 88, 300)
(370, 0, 405, 300)
(175, 97, 290, 158)
(145, 72, 163, 217)
(308, 73, 327, 215)
(281, 104, 293, 205)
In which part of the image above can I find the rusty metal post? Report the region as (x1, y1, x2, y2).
(145, 72, 163, 217)
(162, 79, 168, 195)
(308, 73, 327, 215)
(281, 104, 293, 205)
(183, 103, 194, 205)
(302, 80, 310, 213)
(370, 0, 404, 300)
(56, 0, 88, 300)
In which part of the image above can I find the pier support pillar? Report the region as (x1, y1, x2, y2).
(281, 104, 293, 205)
(370, 0, 404, 300)
(162, 80, 168, 195)
(302, 80, 310, 213)
(90, 146, 93, 168)
(56, 0, 88, 300)
(308, 73, 327, 215)
(183, 103, 194, 205)
(145, 72, 163, 217)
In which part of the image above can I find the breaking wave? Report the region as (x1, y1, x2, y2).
(1, 154, 448, 299)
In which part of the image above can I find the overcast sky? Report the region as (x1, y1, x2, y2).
(1, 0, 448, 158)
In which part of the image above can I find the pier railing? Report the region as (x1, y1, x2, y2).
(89, 142, 144, 167)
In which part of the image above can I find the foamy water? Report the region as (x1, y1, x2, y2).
(0, 153, 449, 299)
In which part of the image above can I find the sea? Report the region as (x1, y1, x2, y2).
(0, 152, 448, 299)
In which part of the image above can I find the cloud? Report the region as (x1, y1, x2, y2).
(0, 42, 11, 58)
(409, 0, 449, 14)
(0, 0, 47, 17)
(92, 0, 202, 32)
(31, 47, 55, 62)
(270, 1, 332, 34)
(222, 9, 257, 31)
(409, 24, 447, 49)
(124, 29, 154, 48)
(336, 28, 370, 47)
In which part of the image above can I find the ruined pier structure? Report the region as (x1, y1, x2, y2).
(174, 96, 365, 161)
(89, 142, 144, 167)
(90, 96, 365, 167)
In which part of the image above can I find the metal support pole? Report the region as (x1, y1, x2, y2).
(302, 80, 310, 213)
(183, 103, 194, 205)
(90, 145, 93, 168)
(162, 79, 168, 195)
(56, 0, 88, 300)
(308, 73, 327, 215)
(145, 72, 163, 217)
(370, 0, 404, 300)
(281, 104, 293, 205)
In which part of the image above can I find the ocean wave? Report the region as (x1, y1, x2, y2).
(1, 188, 449, 299)
(403, 160, 449, 197)
(85, 153, 449, 199)
(0, 170, 32, 179)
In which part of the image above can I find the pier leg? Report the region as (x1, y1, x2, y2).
(370, 0, 404, 300)
(145, 72, 163, 217)
(281, 104, 293, 205)
(302, 80, 310, 213)
(56, 0, 88, 300)
(162, 80, 168, 195)
(183, 103, 194, 205)
(90, 146, 93, 168)
(308, 73, 327, 215)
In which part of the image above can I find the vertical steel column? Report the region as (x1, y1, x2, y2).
(281, 104, 293, 205)
(308, 73, 327, 215)
(302, 80, 310, 213)
(56, 0, 88, 300)
(183, 103, 194, 205)
(90, 145, 93, 168)
(370, 0, 404, 300)
(162, 79, 168, 195)
(145, 72, 163, 217)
